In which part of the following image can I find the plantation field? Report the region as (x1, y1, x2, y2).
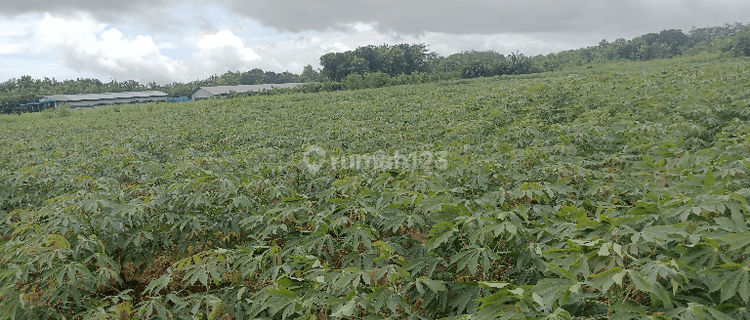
(2, 56, 750, 319)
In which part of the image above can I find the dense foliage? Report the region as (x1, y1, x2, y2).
(532, 23, 750, 71)
(1, 54, 750, 319)
(723, 29, 750, 57)
(320, 44, 434, 81)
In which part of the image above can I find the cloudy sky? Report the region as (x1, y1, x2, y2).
(1, 0, 748, 84)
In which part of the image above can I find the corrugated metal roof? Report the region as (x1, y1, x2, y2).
(197, 84, 303, 96)
(44, 91, 168, 102)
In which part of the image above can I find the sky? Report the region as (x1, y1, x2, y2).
(1, 0, 748, 85)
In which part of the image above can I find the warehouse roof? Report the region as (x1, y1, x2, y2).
(195, 83, 304, 96)
(44, 91, 168, 102)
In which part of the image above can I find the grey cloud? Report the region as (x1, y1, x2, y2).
(217, 0, 750, 35)
(0, 0, 169, 18)
(4, 0, 749, 36)
(0, 0, 211, 33)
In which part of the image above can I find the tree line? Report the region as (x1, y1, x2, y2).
(0, 68, 320, 114)
(2, 23, 750, 114)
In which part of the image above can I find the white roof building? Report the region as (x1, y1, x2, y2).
(190, 83, 304, 100)
(43, 91, 168, 108)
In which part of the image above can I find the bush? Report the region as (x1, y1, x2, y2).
(297, 81, 342, 93)
(57, 105, 71, 117)
(342, 73, 364, 90)
(362, 71, 392, 88)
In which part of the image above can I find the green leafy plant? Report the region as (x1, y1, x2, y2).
(2, 55, 750, 319)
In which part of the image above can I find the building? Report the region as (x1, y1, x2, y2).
(167, 96, 194, 102)
(190, 83, 304, 100)
(41, 91, 168, 108)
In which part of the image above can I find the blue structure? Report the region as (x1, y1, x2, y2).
(167, 96, 194, 102)
(20, 99, 57, 112)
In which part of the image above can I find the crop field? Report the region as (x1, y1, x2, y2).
(2, 56, 750, 319)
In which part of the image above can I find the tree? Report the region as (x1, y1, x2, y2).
(612, 38, 637, 60)
(321, 44, 435, 81)
(263, 70, 280, 84)
(635, 29, 690, 57)
(320, 52, 349, 81)
(689, 22, 747, 43)
(723, 28, 750, 57)
(220, 71, 241, 86)
(299, 65, 321, 82)
(241, 68, 265, 85)
(277, 71, 299, 83)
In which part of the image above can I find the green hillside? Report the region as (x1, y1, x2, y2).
(2, 55, 750, 319)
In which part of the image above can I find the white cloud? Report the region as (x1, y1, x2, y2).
(33, 13, 185, 83)
(245, 23, 402, 73)
(25, 14, 270, 83)
(193, 30, 261, 76)
(0, 13, 41, 55)
(0, 39, 28, 55)
(0, 56, 103, 81)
